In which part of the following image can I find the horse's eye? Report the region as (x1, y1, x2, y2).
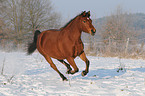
(83, 20, 86, 23)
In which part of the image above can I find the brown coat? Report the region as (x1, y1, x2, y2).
(28, 11, 96, 81)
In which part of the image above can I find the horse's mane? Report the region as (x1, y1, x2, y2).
(61, 12, 83, 29)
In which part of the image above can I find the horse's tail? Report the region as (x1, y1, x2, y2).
(27, 30, 41, 55)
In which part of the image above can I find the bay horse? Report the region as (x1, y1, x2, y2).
(27, 11, 96, 81)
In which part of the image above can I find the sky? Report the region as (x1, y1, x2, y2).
(51, 0, 145, 20)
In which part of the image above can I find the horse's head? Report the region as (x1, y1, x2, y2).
(79, 11, 96, 36)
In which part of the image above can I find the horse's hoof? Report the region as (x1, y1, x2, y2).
(81, 71, 87, 77)
(66, 70, 74, 75)
(66, 69, 71, 74)
(63, 77, 68, 81)
(63, 78, 68, 81)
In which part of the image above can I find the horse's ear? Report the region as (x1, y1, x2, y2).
(86, 11, 90, 18)
(81, 11, 86, 17)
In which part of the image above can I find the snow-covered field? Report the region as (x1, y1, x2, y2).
(0, 51, 145, 96)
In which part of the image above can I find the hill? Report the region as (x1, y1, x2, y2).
(94, 13, 145, 30)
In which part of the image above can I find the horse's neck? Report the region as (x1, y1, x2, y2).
(66, 20, 82, 40)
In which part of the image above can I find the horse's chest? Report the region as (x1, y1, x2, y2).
(73, 40, 84, 57)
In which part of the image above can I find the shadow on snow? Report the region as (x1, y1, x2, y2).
(70, 68, 125, 80)
(131, 67, 145, 72)
(24, 67, 145, 80)
(24, 68, 125, 80)
(24, 68, 49, 75)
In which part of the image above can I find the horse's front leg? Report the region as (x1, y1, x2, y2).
(80, 52, 90, 76)
(67, 57, 79, 74)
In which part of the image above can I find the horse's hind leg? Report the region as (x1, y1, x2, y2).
(44, 56, 67, 81)
(80, 52, 90, 76)
(57, 59, 72, 74)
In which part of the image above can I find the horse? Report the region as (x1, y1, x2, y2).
(27, 11, 96, 81)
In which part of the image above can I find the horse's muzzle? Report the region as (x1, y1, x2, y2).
(91, 29, 96, 36)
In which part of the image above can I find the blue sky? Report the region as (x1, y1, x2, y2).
(51, 0, 145, 20)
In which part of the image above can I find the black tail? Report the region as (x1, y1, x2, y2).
(27, 30, 41, 55)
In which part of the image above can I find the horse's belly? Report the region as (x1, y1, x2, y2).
(43, 44, 66, 59)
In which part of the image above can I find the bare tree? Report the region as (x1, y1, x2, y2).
(99, 6, 138, 56)
(25, 0, 61, 33)
(0, 0, 61, 50)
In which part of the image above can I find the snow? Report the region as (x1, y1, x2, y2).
(0, 51, 145, 96)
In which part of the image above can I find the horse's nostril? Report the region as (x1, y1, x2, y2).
(91, 29, 96, 36)
(94, 29, 96, 32)
(91, 29, 96, 33)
